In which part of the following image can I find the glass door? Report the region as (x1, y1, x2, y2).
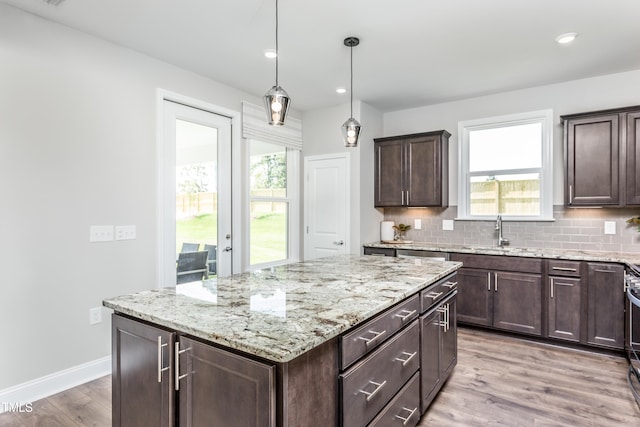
(161, 100, 232, 284)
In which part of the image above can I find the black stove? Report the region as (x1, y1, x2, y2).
(626, 265, 640, 408)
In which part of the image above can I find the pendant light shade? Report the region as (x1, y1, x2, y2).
(264, 0, 290, 126)
(342, 36, 361, 147)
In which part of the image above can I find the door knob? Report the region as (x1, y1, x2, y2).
(223, 246, 232, 252)
(333, 240, 344, 246)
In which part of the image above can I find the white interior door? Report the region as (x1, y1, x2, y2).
(304, 154, 350, 260)
(160, 100, 232, 284)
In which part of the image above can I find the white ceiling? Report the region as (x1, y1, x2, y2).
(4, 0, 640, 112)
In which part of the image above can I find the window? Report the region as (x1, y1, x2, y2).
(458, 110, 553, 220)
(248, 140, 299, 267)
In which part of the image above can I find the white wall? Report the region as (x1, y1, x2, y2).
(301, 101, 383, 255)
(0, 4, 265, 391)
(383, 69, 640, 206)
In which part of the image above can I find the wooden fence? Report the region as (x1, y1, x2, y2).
(177, 189, 287, 218)
(470, 179, 540, 215)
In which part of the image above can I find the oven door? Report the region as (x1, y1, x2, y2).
(626, 286, 640, 408)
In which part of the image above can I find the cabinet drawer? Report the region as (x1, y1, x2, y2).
(341, 295, 419, 369)
(340, 321, 419, 427)
(420, 273, 457, 313)
(368, 372, 420, 427)
(547, 259, 581, 277)
(364, 247, 396, 257)
(450, 253, 542, 274)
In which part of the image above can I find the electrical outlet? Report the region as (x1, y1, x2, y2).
(89, 307, 102, 325)
(115, 225, 136, 240)
(604, 221, 616, 235)
(442, 220, 454, 231)
(90, 225, 113, 242)
(414, 219, 422, 230)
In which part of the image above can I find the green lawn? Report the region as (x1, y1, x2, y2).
(176, 213, 287, 265)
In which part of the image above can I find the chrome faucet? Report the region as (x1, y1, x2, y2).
(496, 215, 510, 248)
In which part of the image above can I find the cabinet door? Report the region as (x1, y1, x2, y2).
(456, 268, 492, 326)
(405, 135, 447, 207)
(548, 276, 581, 342)
(565, 114, 620, 206)
(112, 314, 175, 427)
(626, 111, 640, 205)
(178, 336, 276, 427)
(375, 139, 404, 207)
(587, 263, 625, 349)
(493, 272, 542, 336)
(441, 295, 457, 380)
(420, 307, 441, 412)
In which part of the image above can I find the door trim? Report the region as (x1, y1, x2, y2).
(303, 152, 351, 259)
(156, 89, 242, 287)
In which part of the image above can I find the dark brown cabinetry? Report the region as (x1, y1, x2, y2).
(587, 262, 625, 349)
(547, 260, 582, 343)
(363, 247, 396, 257)
(374, 131, 450, 207)
(112, 314, 276, 427)
(420, 291, 456, 412)
(562, 105, 640, 207)
(451, 253, 542, 336)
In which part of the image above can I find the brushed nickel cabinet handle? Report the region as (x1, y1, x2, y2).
(494, 273, 498, 292)
(569, 184, 573, 204)
(157, 336, 169, 383)
(357, 330, 387, 346)
(552, 266, 577, 272)
(394, 351, 418, 366)
(443, 281, 458, 289)
(487, 272, 491, 291)
(401, 191, 405, 205)
(359, 380, 387, 401)
(395, 407, 418, 425)
(426, 291, 443, 300)
(394, 309, 417, 322)
(550, 277, 554, 299)
(174, 342, 190, 391)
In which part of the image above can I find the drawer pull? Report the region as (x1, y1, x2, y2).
(357, 330, 387, 346)
(552, 266, 577, 272)
(395, 407, 418, 425)
(443, 281, 457, 289)
(393, 309, 417, 322)
(359, 380, 387, 401)
(394, 351, 417, 366)
(425, 291, 443, 300)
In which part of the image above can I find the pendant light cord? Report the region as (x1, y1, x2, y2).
(275, 0, 279, 87)
(350, 43, 353, 118)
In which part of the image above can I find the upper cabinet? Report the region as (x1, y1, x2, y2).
(562, 106, 640, 207)
(374, 130, 450, 207)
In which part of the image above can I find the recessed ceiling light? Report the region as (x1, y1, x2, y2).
(555, 32, 578, 44)
(264, 49, 277, 59)
(336, 87, 346, 94)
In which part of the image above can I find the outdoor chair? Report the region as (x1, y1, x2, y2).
(204, 244, 217, 276)
(176, 250, 209, 284)
(180, 242, 200, 253)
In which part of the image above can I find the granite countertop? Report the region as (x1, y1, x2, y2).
(103, 255, 460, 363)
(364, 242, 640, 265)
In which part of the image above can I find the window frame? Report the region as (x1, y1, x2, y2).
(457, 109, 554, 221)
(246, 139, 300, 270)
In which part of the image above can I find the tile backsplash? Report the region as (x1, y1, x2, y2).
(382, 206, 640, 253)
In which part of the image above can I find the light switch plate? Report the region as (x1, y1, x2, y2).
(90, 225, 113, 242)
(442, 220, 454, 231)
(414, 219, 422, 230)
(116, 225, 136, 240)
(604, 221, 616, 235)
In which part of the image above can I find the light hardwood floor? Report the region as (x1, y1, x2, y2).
(1, 328, 639, 426)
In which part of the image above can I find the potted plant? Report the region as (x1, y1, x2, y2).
(627, 216, 640, 231)
(393, 223, 411, 241)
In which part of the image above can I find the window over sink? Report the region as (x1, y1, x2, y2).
(457, 109, 554, 221)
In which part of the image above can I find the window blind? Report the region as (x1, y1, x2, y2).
(242, 101, 302, 150)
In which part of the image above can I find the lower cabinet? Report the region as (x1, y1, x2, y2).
(112, 314, 276, 427)
(587, 262, 625, 349)
(547, 260, 582, 343)
(452, 253, 542, 336)
(420, 292, 457, 412)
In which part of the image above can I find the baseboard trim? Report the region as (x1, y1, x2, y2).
(0, 356, 111, 413)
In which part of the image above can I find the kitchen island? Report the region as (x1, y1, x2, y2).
(104, 255, 461, 427)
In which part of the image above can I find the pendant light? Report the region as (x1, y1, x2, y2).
(341, 36, 361, 147)
(263, 0, 291, 126)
